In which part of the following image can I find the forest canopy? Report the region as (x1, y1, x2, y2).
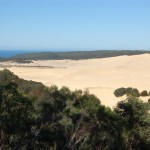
(1, 50, 150, 60)
(0, 69, 150, 150)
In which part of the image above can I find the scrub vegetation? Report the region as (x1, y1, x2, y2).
(4, 50, 150, 60)
(0, 69, 150, 150)
(114, 87, 150, 97)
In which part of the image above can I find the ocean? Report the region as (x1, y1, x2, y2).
(0, 50, 73, 58)
(0, 50, 58, 58)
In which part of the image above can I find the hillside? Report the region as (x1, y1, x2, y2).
(0, 69, 150, 149)
(2, 54, 150, 107)
(0, 69, 49, 101)
(11, 50, 150, 60)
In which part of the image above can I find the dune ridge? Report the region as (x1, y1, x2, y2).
(0, 54, 150, 107)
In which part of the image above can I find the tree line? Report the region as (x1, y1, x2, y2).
(1, 50, 150, 60)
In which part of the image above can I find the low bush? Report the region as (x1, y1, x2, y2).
(132, 88, 140, 97)
(126, 87, 133, 96)
(114, 87, 126, 97)
(140, 90, 149, 97)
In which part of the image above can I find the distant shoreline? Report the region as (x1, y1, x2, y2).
(0, 50, 150, 60)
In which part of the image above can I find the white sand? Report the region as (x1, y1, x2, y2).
(1, 54, 150, 108)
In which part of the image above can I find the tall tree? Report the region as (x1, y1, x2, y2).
(114, 95, 150, 150)
(0, 83, 34, 149)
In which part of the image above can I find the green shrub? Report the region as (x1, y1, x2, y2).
(126, 87, 133, 96)
(132, 88, 140, 97)
(140, 90, 149, 97)
(114, 87, 126, 97)
(126, 87, 140, 97)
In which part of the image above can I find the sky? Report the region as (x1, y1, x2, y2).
(0, 0, 150, 51)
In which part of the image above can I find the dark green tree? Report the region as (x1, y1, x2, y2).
(114, 88, 126, 97)
(140, 90, 149, 97)
(114, 95, 150, 150)
(0, 83, 35, 149)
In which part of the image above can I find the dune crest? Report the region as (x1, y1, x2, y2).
(1, 54, 150, 107)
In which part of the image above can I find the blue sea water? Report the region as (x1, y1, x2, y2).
(0, 50, 59, 58)
(0, 50, 72, 58)
(0, 50, 30, 58)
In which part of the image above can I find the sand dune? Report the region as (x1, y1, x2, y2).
(1, 54, 150, 108)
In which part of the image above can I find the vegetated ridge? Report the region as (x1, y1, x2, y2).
(0, 57, 4, 60)
(9, 50, 150, 60)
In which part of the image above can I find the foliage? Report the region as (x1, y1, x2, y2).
(126, 87, 133, 95)
(126, 87, 140, 97)
(0, 69, 150, 150)
(9, 50, 150, 60)
(114, 87, 126, 97)
(114, 96, 150, 150)
(131, 88, 140, 97)
(140, 90, 149, 97)
(0, 82, 35, 149)
(114, 87, 141, 98)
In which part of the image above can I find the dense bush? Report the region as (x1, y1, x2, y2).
(10, 50, 150, 60)
(132, 88, 140, 97)
(140, 90, 149, 96)
(0, 69, 150, 150)
(114, 96, 150, 150)
(114, 87, 126, 97)
(126, 87, 133, 95)
(114, 87, 141, 97)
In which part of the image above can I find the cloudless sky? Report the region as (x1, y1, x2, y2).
(0, 0, 150, 51)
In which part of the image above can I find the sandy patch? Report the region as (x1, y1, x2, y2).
(1, 54, 150, 108)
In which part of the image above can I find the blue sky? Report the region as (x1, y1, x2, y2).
(0, 0, 150, 51)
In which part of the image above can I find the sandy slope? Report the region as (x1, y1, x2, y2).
(1, 54, 150, 108)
